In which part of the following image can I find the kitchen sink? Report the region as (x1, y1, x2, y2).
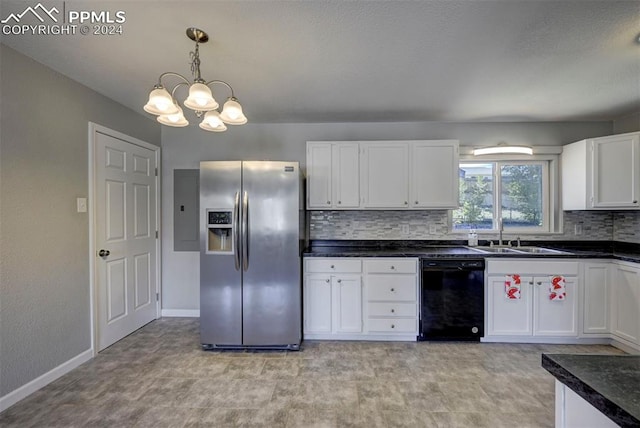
(511, 246, 572, 255)
(473, 246, 572, 255)
(473, 247, 524, 254)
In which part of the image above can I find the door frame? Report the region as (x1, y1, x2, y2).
(88, 122, 161, 356)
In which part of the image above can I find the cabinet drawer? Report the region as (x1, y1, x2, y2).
(305, 258, 362, 273)
(367, 275, 417, 301)
(368, 302, 416, 317)
(367, 318, 417, 333)
(364, 259, 417, 274)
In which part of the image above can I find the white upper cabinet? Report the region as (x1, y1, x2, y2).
(306, 142, 360, 209)
(562, 132, 640, 210)
(361, 142, 410, 208)
(307, 140, 460, 210)
(332, 143, 360, 208)
(307, 142, 332, 208)
(410, 140, 459, 209)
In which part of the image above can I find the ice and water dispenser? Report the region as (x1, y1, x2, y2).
(206, 210, 234, 254)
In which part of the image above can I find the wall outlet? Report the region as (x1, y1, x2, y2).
(429, 224, 437, 234)
(400, 224, 410, 235)
(76, 197, 87, 213)
(574, 223, 583, 235)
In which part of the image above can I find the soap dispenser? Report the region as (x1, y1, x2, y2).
(468, 229, 478, 247)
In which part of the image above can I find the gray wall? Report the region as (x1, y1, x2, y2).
(0, 45, 161, 397)
(161, 120, 612, 312)
(613, 112, 640, 134)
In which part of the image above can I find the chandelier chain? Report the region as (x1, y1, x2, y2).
(190, 43, 202, 81)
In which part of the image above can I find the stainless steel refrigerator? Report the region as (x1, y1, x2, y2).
(199, 161, 304, 350)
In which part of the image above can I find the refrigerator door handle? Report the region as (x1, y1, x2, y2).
(242, 191, 249, 271)
(233, 191, 240, 271)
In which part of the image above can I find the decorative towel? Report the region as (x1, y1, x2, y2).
(505, 274, 522, 299)
(549, 276, 566, 301)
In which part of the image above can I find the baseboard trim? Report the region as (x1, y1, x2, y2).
(0, 348, 93, 413)
(161, 309, 200, 317)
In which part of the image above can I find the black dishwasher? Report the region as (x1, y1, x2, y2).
(419, 258, 485, 341)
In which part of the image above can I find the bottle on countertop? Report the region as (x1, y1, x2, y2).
(468, 229, 478, 246)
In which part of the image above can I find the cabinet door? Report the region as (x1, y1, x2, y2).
(533, 276, 578, 336)
(591, 133, 640, 209)
(304, 274, 332, 333)
(611, 264, 640, 344)
(306, 143, 332, 209)
(582, 263, 609, 334)
(487, 276, 532, 336)
(361, 142, 410, 208)
(332, 143, 360, 208)
(411, 141, 459, 208)
(333, 275, 362, 333)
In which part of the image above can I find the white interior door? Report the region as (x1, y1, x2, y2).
(94, 127, 159, 351)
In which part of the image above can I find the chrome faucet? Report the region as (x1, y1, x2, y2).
(498, 218, 504, 246)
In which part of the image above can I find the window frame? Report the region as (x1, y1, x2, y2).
(451, 154, 561, 235)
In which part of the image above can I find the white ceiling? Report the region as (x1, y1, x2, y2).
(2, 0, 639, 124)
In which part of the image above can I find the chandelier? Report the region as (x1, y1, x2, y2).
(143, 28, 247, 132)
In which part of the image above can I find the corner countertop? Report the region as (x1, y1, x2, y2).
(542, 353, 640, 427)
(302, 240, 640, 263)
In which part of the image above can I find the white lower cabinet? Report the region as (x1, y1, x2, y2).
(304, 274, 333, 334)
(610, 261, 640, 346)
(582, 262, 610, 335)
(303, 258, 362, 337)
(364, 258, 419, 339)
(304, 257, 418, 340)
(486, 260, 579, 339)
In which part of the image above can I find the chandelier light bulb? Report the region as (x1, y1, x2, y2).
(220, 98, 248, 125)
(199, 111, 227, 132)
(143, 87, 179, 115)
(184, 83, 218, 111)
(157, 105, 188, 127)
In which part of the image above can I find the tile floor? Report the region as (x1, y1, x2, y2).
(0, 317, 625, 427)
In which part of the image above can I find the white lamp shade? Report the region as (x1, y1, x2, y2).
(157, 105, 189, 127)
(143, 87, 179, 115)
(199, 111, 227, 132)
(220, 98, 247, 125)
(184, 83, 219, 111)
(473, 146, 533, 156)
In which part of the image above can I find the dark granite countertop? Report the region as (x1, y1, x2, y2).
(542, 354, 640, 427)
(303, 240, 640, 262)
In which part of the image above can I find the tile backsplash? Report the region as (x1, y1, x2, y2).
(614, 211, 640, 244)
(309, 210, 622, 241)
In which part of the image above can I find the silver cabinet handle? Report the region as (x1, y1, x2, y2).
(390, 288, 395, 292)
(98, 249, 110, 257)
(327, 201, 331, 204)
(325, 279, 330, 283)
(338, 201, 342, 204)
(391, 324, 395, 329)
(404, 201, 408, 205)
(536, 281, 542, 286)
(634, 200, 638, 204)
(337, 279, 342, 283)
(330, 265, 335, 269)
(390, 266, 395, 270)
(391, 309, 395, 313)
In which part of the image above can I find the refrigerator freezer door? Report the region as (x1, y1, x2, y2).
(200, 161, 243, 346)
(241, 161, 301, 347)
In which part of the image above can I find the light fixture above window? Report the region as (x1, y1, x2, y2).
(143, 28, 247, 132)
(473, 143, 533, 156)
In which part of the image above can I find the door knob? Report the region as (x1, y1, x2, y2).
(98, 249, 110, 257)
